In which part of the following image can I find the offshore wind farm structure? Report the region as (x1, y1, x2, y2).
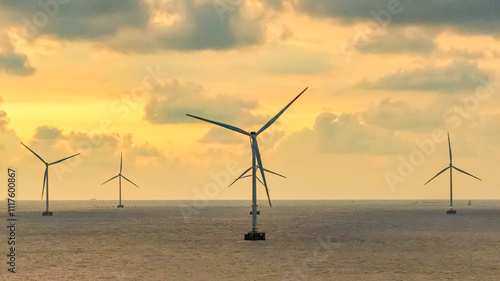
(101, 152, 139, 208)
(20, 142, 80, 216)
(187, 87, 308, 240)
(424, 133, 482, 214)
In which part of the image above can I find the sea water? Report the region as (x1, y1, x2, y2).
(0, 200, 499, 280)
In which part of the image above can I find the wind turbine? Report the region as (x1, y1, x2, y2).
(101, 152, 139, 208)
(424, 133, 481, 214)
(20, 142, 80, 216)
(187, 87, 308, 240)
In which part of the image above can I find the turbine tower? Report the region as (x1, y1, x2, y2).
(187, 87, 308, 240)
(20, 142, 80, 216)
(101, 152, 139, 208)
(424, 133, 481, 214)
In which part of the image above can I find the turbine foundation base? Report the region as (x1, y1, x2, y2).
(117, 205, 124, 208)
(244, 232, 265, 240)
(447, 209, 457, 214)
(42, 212, 53, 216)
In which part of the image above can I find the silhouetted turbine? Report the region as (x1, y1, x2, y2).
(424, 133, 481, 213)
(101, 152, 139, 208)
(20, 142, 80, 216)
(186, 87, 308, 234)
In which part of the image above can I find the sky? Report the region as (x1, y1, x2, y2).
(1, 0, 500, 201)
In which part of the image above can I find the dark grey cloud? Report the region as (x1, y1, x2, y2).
(0, 53, 36, 76)
(157, 0, 266, 51)
(106, 0, 268, 52)
(297, 0, 500, 37)
(0, 0, 268, 53)
(0, 34, 35, 76)
(357, 60, 492, 93)
(144, 79, 269, 126)
(0, 0, 149, 40)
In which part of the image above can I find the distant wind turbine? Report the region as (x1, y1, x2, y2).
(424, 133, 481, 214)
(187, 87, 308, 240)
(20, 142, 80, 216)
(101, 152, 139, 208)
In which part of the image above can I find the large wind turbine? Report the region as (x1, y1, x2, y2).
(424, 133, 481, 214)
(101, 152, 139, 208)
(20, 142, 80, 216)
(187, 87, 308, 240)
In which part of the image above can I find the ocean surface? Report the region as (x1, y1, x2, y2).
(1, 200, 499, 280)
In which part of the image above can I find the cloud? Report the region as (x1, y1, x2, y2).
(198, 127, 247, 144)
(437, 48, 500, 60)
(0, 99, 20, 155)
(296, 0, 500, 37)
(359, 28, 437, 54)
(314, 112, 408, 154)
(0, 0, 150, 40)
(144, 79, 269, 126)
(155, 0, 266, 51)
(357, 60, 492, 94)
(33, 125, 63, 140)
(362, 99, 445, 130)
(260, 44, 333, 75)
(0, 0, 270, 53)
(0, 97, 8, 131)
(0, 34, 35, 76)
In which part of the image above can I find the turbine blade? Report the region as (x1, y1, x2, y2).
(447, 132, 452, 164)
(186, 114, 250, 136)
(257, 87, 308, 135)
(228, 167, 252, 187)
(101, 175, 119, 185)
(120, 152, 123, 173)
(122, 175, 139, 188)
(49, 153, 81, 165)
(256, 176, 265, 186)
(259, 167, 287, 178)
(452, 166, 482, 181)
(41, 167, 48, 199)
(424, 166, 450, 185)
(230, 169, 285, 186)
(20, 142, 46, 164)
(253, 140, 272, 207)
